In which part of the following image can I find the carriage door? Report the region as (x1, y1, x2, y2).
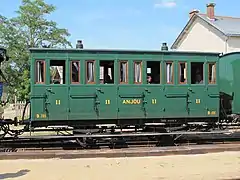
(206, 62, 219, 117)
(188, 62, 207, 117)
(46, 60, 69, 120)
(144, 60, 164, 118)
(117, 61, 146, 119)
(96, 60, 117, 120)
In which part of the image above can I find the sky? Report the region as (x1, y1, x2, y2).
(0, 0, 240, 50)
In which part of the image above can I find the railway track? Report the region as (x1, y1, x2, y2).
(1, 129, 240, 154)
(0, 143, 240, 160)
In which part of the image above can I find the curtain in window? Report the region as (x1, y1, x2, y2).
(211, 64, 215, 82)
(87, 62, 94, 82)
(121, 63, 127, 82)
(167, 63, 172, 83)
(36, 61, 43, 82)
(134, 62, 141, 83)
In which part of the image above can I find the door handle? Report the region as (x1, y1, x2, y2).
(46, 88, 53, 92)
(96, 88, 103, 93)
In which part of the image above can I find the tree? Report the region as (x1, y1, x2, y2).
(0, 0, 72, 101)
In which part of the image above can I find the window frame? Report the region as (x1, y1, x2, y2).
(133, 61, 142, 84)
(35, 60, 46, 84)
(70, 60, 80, 84)
(178, 62, 187, 84)
(208, 62, 216, 84)
(146, 61, 161, 85)
(119, 60, 128, 84)
(190, 62, 205, 85)
(49, 59, 66, 85)
(85, 60, 96, 84)
(165, 61, 174, 84)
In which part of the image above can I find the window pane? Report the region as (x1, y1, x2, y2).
(100, 60, 114, 84)
(35, 61, 45, 83)
(120, 61, 128, 83)
(50, 60, 65, 84)
(146, 61, 160, 84)
(86, 61, 95, 83)
(134, 62, 142, 83)
(71, 61, 80, 83)
(191, 62, 204, 84)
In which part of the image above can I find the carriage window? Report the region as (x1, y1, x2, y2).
(35, 60, 45, 84)
(71, 61, 80, 84)
(86, 61, 95, 84)
(134, 61, 142, 84)
(100, 60, 114, 84)
(179, 62, 187, 84)
(191, 62, 204, 84)
(208, 63, 216, 84)
(166, 62, 173, 84)
(146, 61, 160, 84)
(119, 61, 128, 84)
(50, 60, 65, 84)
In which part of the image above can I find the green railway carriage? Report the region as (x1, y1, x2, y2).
(29, 47, 220, 128)
(219, 52, 240, 118)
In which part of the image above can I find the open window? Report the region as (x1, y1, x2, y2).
(208, 63, 216, 84)
(191, 62, 204, 84)
(86, 61, 95, 84)
(134, 61, 142, 84)
(50, 60, 65, 84)
(71, 61, 80, 84)
(99, 60, 114, 84)
(146, 61, 160, 84)
(35, 60, 45, 84)
(179, 62, 187, 84)
(119, 61, 128, 84)
(166, 62, 174, 84)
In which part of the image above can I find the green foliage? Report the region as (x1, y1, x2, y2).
(0, 0, 72, 101)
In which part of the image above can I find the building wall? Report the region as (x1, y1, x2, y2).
(173, 17, 228, 53)
(226, 37, 240, 53)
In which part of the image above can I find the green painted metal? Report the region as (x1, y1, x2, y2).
(219, 52, 240, 114)
(30, 48, 220, 122)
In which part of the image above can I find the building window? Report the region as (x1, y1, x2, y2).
(86, 61, 95, 84)
(208, 62, 216, 84)
(35, 60, 45, 84)
(191, 62, 204, 84)
(179, 62, 187, 84)
(166, 62, 173, 84)
(71, 61, 80, 84)
(119, 61, 128, 84)
(134, 61, 142, 84)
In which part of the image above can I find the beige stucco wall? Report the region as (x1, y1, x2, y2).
(173, 17, 240, 54)
(226, 37, 240, 53)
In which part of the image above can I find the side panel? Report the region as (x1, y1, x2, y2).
(31, 86, 47, 120)
(188, 86, 207, 117)
(164, 86, 189, 118)
(46, 85, 69, 120)
(69, 86, 98, 120)
(118, 86, 146, 119)
(97, 85, 117, 119)
(145, 85, 165, 118)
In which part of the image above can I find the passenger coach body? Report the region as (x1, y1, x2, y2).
(29, 48, 220, 128)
